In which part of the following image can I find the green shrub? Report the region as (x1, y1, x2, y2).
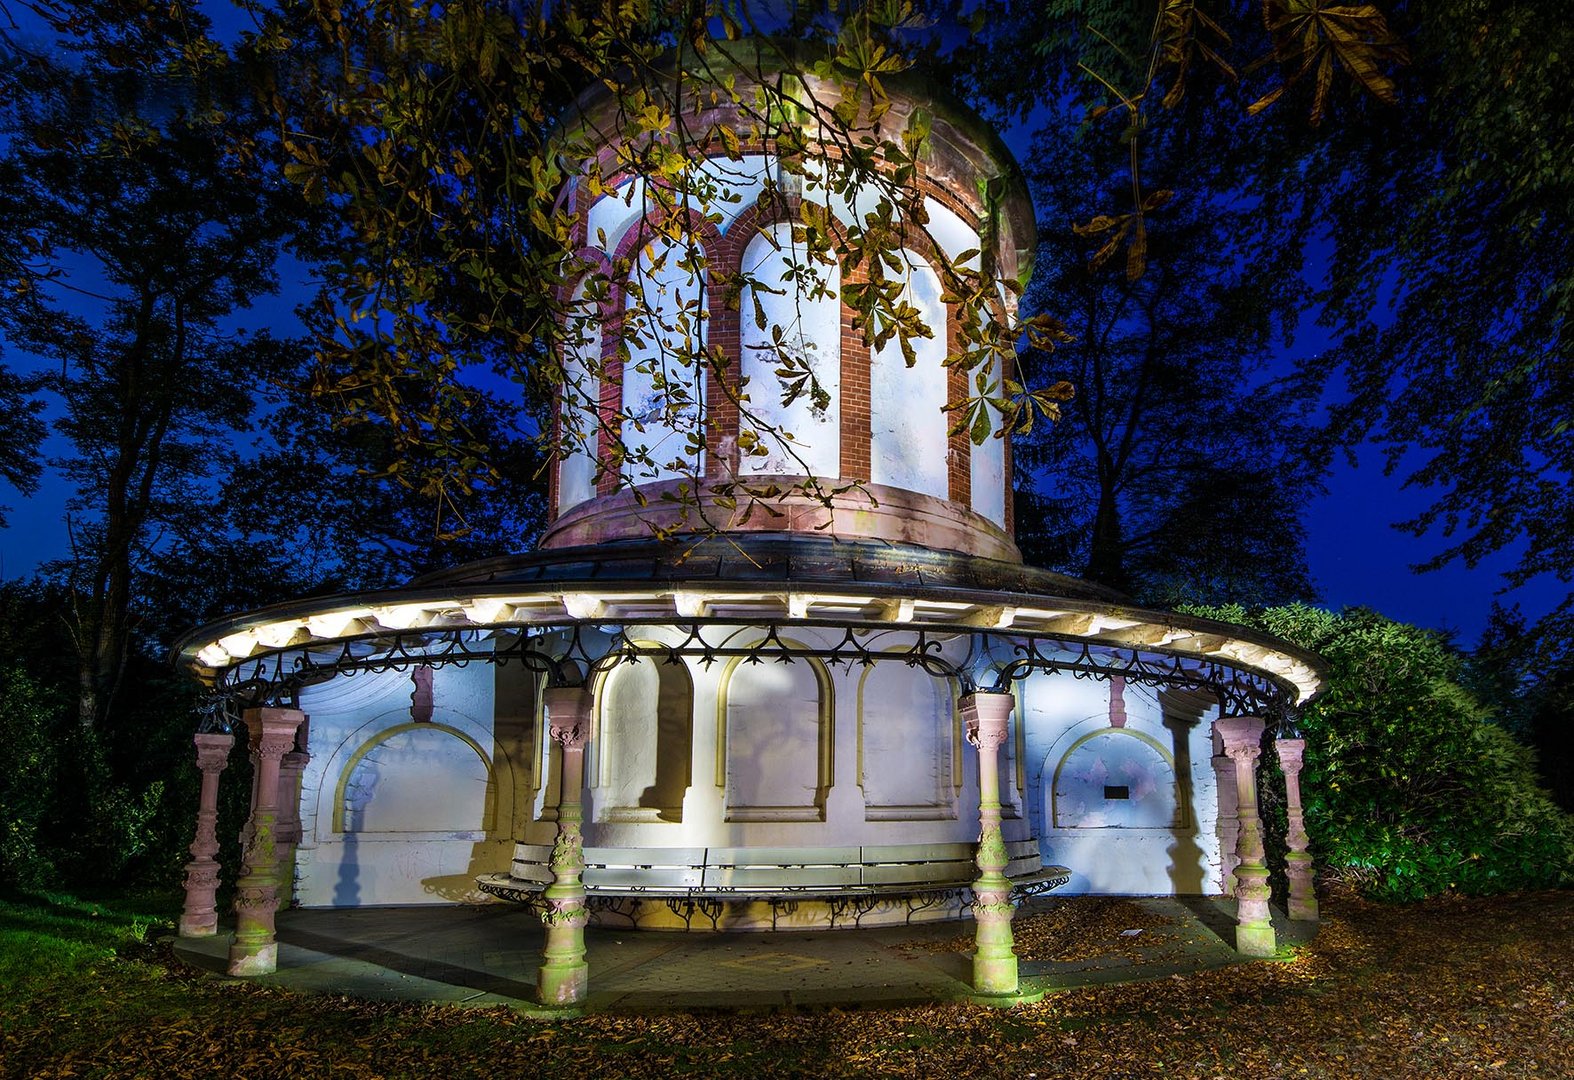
(1184, 603, 1574, 901)
(0, 667, 68, 889)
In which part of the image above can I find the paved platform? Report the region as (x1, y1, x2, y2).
(172, 897, 1315, 1014)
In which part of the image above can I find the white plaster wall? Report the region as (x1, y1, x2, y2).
(620, 236, 706, 483)
(870, 252, 949, 499)
(576, 626, 1031, 855)
(1017, 674, 1222, 895)
(294, 661, 514, 907)
(738, 222, 841, 477)
(857, 661, 952, 818)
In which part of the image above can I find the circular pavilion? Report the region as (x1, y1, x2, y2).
(172, 42, 1325, 1005)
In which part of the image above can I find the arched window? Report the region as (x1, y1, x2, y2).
(869, 251, 948, 498)
(621, 235, 706, 482)
(738, 221, 841, 477)
(558, 281, 601, 514)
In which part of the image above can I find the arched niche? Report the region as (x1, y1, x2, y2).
(717, 645, 833, 822)
(1050, 728, 1184, 830)
(557, 280, 602, 514)
(334, 723, 496, 835)
(620, 234, 706, 482)
(857, 661, 954, 820)
(738, 221, 842, 477)
(870, 251, 948, 498)
(593, 653, 694, 823)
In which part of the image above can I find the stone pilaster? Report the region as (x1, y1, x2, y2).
(274, 746, 310, 908)
(1276, 737, 1318, 922)
(1215, 716, 1275, 957)
(538, 686, 594, 1007)
(228, 707, 306, 976)
(178, 732, 234, 938)
(962, 691, 1019, 996)
(1211, 727, 1240, 896)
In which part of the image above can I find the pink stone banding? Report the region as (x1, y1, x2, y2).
(543, 477, 1022, 563)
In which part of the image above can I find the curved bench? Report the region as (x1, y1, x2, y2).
(477, 841, 1071, 929)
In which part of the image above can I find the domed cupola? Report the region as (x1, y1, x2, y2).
(541, 43, 1036, 563)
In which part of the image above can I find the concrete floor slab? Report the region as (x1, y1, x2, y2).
(172, 897, 1315, 1014)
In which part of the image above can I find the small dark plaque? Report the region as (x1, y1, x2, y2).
(1104, 785, 1130, 800)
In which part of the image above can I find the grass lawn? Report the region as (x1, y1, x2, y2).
(2, 887, 1571, 1078)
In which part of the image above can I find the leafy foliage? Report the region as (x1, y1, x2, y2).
(0, 32, 316, 727)
(250, 0, 1074, 528)
(1188, 602, 1574, 900)
(3, 886, 1574, 1075)
(1013, 92, 1322, 606)
(1284, 0, 1574, 663)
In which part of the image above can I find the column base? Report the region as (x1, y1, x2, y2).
(1289, 897, 1320, 922)
(972, 953, 1019, 997)
(1234, 922, 1277, 958)
(227, 940, 278, 976)
(538, 962, 588, 1006)
(966, 985, 1046, 1007)
(178, 914, 218, 938)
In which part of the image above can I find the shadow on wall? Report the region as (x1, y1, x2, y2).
(1165, 717, 1206, 894)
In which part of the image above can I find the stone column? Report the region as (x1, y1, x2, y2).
(538, 686, 594, 1007)
(1211, 727, 1240, 895)
(228, 707, 306, 976)
(962, 691, 1019, 996)
(1215, 716, 1275, 957)
(178, 731, 234, 938)
(1276, 737, 1318, 922)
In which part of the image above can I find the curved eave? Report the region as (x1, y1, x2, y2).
(174, 580, 1326, 707)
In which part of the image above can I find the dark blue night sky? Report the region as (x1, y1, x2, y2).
(0, 1, 1563, 650)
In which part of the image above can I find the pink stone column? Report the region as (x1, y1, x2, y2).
(178, 732, 234, 938)
(962, 691, 1019, 996)
(538, 686, 594, 1007)
(228, 707, 306, 976)
(1211, 729, 1240, 896)
(1276, 737, 1319, 922)
(1215, 716, 1275, 957)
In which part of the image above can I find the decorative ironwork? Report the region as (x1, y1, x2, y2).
(198, 613, 1303, 732)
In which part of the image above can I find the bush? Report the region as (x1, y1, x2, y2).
(0, 667, 68, 889)
(1184, 603, 1574, 901)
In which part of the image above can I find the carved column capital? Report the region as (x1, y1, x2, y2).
(193, 732, 234, 773)
(243, 707, 307, 760)
(1276, 737, 1306, 771)
(1214, 715, 1265, 765)
(545, 686, 594, 749)
(960, 691, 1012, 751)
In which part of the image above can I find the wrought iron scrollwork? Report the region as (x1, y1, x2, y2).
(197, 614, 1302, 732)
